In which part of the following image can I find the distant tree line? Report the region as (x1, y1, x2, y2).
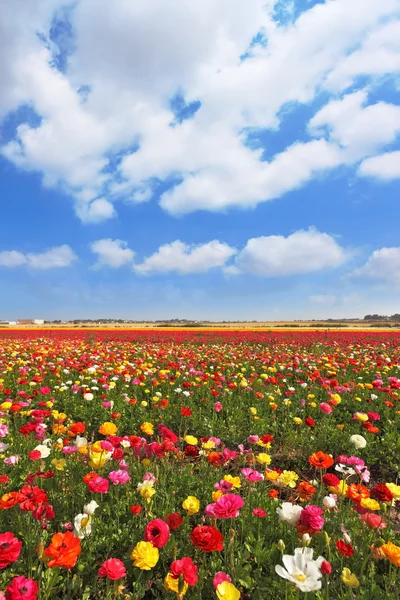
(363, 314, 400, 321)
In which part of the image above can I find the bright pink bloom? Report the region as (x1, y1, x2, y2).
(205, 494, 245, 519)
(252, 508, 267, 518)
(5, 576, 39, 600)
(360, 513, 387, 530)
(144, 518, 170, 548)
(39, 386, 51, 395)
(0, 533, 22, 569)
(98, 558, 127, 580)
(299, 505, 324, 531)
(319, 403, 333, 414)
(214, 402, 223, 412)
(241, 468, 264, 482)
(108, 470, 130, 485)
(87, 476, 109, 494)
(247, 435, 259, 444)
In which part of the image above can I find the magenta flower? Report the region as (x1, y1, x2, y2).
(109, 470, 130, 485)
(5, 575, 39, 600)
(299, 505, 324, 531)
(212, 572, 232, 589)
(205, 494, 245, 519)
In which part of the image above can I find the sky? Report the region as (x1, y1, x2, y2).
(0, 0, 400, 321)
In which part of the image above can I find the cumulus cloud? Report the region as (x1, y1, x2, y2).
(0, 0, 399, 220)
(358, 151, 400, 180)
(351, 248, 400, 285)
(91, 239, 135, 268)
(134, 240, 237, 275)
(0, 245, 77, 269)
(228, 229, 348, 277)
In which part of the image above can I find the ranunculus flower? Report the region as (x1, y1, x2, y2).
(144, 518, 170, 548)
(0, 533, 22, 569)
(205, 494, 244, 519)
(170, 557, 198, 586)
(190, 526, 224, 552)
(165, 513, 184, 530)
(360, 513, 387, 530)
(336, 540, 355, 557)
(131, 541, 159, 570)
(5, 575, 39, 600)
(370, 484, 393, 503)
(98, 558, 127, 580)
(44, 532, 81, 569)
(87, 476, 109, 494)
(252, 508, 267, 518)
(108, 470, 130, 485)
(299, 506, 325, 531)
(213, 572, 232, 588)
(349, 435, 366, 449)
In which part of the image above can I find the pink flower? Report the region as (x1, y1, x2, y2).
(98, 558, 127, 580)
(214, 402, 223, 412)
(109, 470, 130, 485)
(319, 403, 333, 414)
(0, 424, 8, 438)
(88, 476, 109, 494)
(252, 508, 267, 518)
(247, 435, 259, 444)
(4, 455, 19, 465)
(214, 480, 233, 492)
(5, 575, 39, 600)
(367, 412, 380, 421)
(299, 505, 324, 531)
(100, 440, 114, 452)
(62, 446, 78, 454)
(102, 401, 112, 408)
(144, 518, 170, 548)
(212, 572, 232, 589)
(205, 494, 245, 519)
(39, 386, 51, 395)
(241, 468, 264, 482)
(360, 513, 387, 530)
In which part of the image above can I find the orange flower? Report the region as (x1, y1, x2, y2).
(347, 484, 370, 504)
(381, 541, 400, 567)
(308, 452, 334, 469)
(0, 492, 20, 510)
(297, 481, 316, 500)
(83, 472, 98, 484)
(44, 532, 81, 568)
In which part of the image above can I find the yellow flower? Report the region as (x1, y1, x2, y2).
(212, 491, 224, 502)
(265, 470, 280, 482)
(89, 452, 109, 469)
(140, 422, 154, 436)
(0, 402, 12, 410)
(98, 421, 118, 436)
(386, 483, 400, 499)
(131, 541, 159, 570)
(202, 440, 215, 450)
(91, 441, 104, 453)
(330, 480, 348, 496)
(256, 453, 271, 466)
(354, 412, 369, 422)
(224, 475, 241, 489)
(293, 417, 303, 425)
(184, 435, 198, 446)
(164, 572, 188, 596)
(341, 568, 360, 588)
(381, 541, 400, 567)
(249, 407, 257, 416)
(51, 459, 66, 471)
(278, 470, 299, 488)
(360, 498, 380, 511)
(239, 378, 248, 388)
(216, 582, 241, 600)
(182, 496, 200, 515)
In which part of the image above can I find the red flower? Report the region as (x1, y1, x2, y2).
(87, 476, 109, 494)
(170, 557, 198, 586)
(268, 490, 279, 498)
(252, 508, 267, 518)
(44, 531, 81, 568)
(309, 452, 334, 469)
(370, 484, 393, 503)
(28, 450, 42, 461)
(0, 532, 23, 569)
(184, 445, 199, 457)
(260, 434, 274, 444)
(321, 561, 332, 575)
(336, 540, 355, 557)
(0, 475, 9, 485)
(144, 518, 170, 548)
(130, 505, 142, 515)
(18, 486, 48, 512)
(181, 407, 192, 416)
(322, 474, 340, 488)
(190, 526, 224, 552)
(32, 504, 55, 522)
(98, 558, 126, 580)
(305, 417, 315, 428)
(5, 575, 39, 600)
(165, 513, 184, 530)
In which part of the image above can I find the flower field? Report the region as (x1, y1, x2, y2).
(0, 330, 399, 600)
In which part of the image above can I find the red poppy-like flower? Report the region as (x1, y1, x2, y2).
(0, 492, 20, 510)
(252, 508, 267, 518)
(181, 407, 192, 416)
(260, 434, 274, 444)
(87, 476, 109, 494)
(184, 445, 199, 457)
(321, 561, 332, 575)
(0, 532, 23, 569)
(69, 422, 86, 435)
(44, 531, 81, 569)
(0, 475, 9, 485)
(336, 540, 354, 557)
(144, 518, 170, 548)
(28, 450, 42, 461)
(190, 526, 224, 552)
(5, 575, 39, 600)
(130, 505, 142, 515)
(305, 418, 315, 428)
(297, 482, 316, 500)
(322, 474, 340, 488)
(165, 513, 184, 530)
(170, 557, 198, 586)
(268, 489, 279, 498)
(370, 484, 393, 503)
(98, 558, 126, 580)
(18, 486, 48, 512)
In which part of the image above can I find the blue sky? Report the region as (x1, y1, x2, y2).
(0, 0, 400, 320)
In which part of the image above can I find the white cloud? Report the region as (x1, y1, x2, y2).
(0, 245, 77, 269)
(91, 239, 135, 268)
(309, 295, 338, 306)
(0, 250, 27, 267)
(309, 90, 400, 162)
(134, 240, 237, 275)
(230, 229, 348, 277)
(358, 151, 400, 180)
(352, 248, 400, 285)
(0, 0, 399, 220)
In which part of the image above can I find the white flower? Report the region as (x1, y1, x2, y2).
(323, 496, 336, 509)
(349, 434, 367, 449)
(0, 442, 9, 452)
(84, 393, 94, 401)
(75, 435, 88, 448)
(182, 391, 190, 397)
(34, 444, 51, 458)
(74, 513, 92, 539)
(120, 440, 130, 449)
(83, 500, 99, 516)
(275, 548, 325, 592)
(370, 394, 378, 400)
(137, 480, 154, 492)
(276, 502, 303, 527)
(335, 464, 356, 476)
